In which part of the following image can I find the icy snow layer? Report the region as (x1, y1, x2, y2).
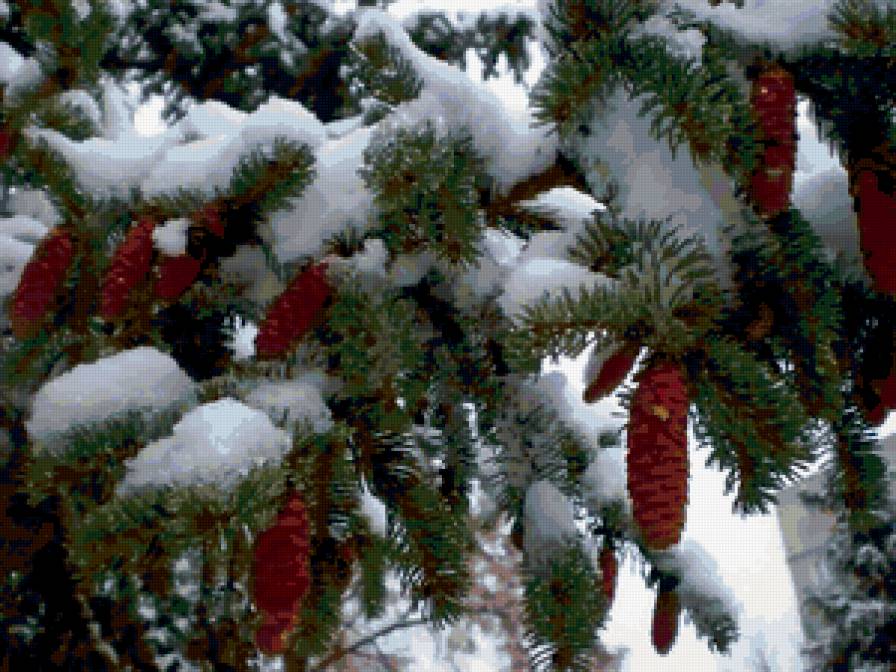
(101, 77, 138, 140)
(6, 188, 62, 228)
(793, 165, 861, 265)
(347, 237, 389, 277)
(0, 42, 42, 98)
(353, 8, 558, 198)
(25, 96, 329, 202)
(583, 444, 631, 511)
(152, 218, 190, 256)
(514, 185, 608, 262)
(216, 244, 285, 306)
(570, 88, 737, 288)
(654, 538, 740, 620)
(633, 13, 707, 65)
(454, 227, 524, 309)
(0, 230, 37, 300)
(360, 479, 388, 537)
(117, 398, 291, 493)
(0, 215, 49, 245)
(523, 479, 579, 571)
(517, 186, 607, 229)
(668, 0, 844, 53)
(0, 215, 50, 300)
(268, 124, 375, 263)
(498, 257, 617, 321)
(26, 347, 197, 443)
(243, 373, 334, 434)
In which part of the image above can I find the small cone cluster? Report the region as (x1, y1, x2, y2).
(583, 343, 638, 404)
(9, 227, 75, 338)
(598, 546, 617, 607)
(626, 362, 689, 550)
(252, 493, 312, 655)
(749, 64, 797, 217)
(100, 217, 156, 319)
(852, 167, 896, 296)
(255, 262, 331, 358)
(651, 586, 681, 655)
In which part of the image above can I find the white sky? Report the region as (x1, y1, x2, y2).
(128, 2, 896, 670)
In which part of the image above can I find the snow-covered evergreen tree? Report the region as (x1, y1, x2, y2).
(1, 0, 894, 670)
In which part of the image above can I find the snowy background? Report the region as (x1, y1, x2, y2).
(6, 0, 895, 669)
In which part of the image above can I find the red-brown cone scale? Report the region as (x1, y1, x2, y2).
(852, 168, 896, 296)
(598, 546, 617, 606)
(255, 262, 331, 358)
(9, 227, 75, 338)
(583, 344, 639, 404)
(252, 493, 312, 654)
(626, 362, 689, 550)
(651, 586, 681, 655)
(154, 254, 203, 301)
(100, 217, 156, 319)
(749, 64, 797, 218)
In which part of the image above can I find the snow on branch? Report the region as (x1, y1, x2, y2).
(117, 397, 291, 494)
(26, 347, 197, 444)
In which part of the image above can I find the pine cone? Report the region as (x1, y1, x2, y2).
(854, 169, 896, 296)
(626, 362, 689, 550)
(598, 547, 617, 607)
(9, 227, 75, 338)
(154, 254, 202, 301)
(651, 586, 681, 655)
(749, 64, 796, 217)
(255, 262, 331, 358)
(583, 343, 638, 404)
(100, 217, 156, 319)
(252, 493, 311, 652)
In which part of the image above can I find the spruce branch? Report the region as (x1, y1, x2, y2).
(828, 0, 896, 57)
(402, 8, 537, 85)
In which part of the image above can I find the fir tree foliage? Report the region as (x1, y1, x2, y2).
(524, 544, 607, 672)
(402, 7, 537, 85)
(359, 118, 490, 265)
(1, 0, 896, 670)
(806, 503, 896, 671)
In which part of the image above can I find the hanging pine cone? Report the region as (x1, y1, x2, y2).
(252, 493, 312, 654)
(255, 262, 331, 358)
(626, 362, 689, 550)
(100, 217, 156, 319)
(749, 64, 796, 218)
(598, 546, 617, 607)
(583, 343, 638, 404)
(154, 254, 202, 301)
(853, 168, 896, 296)
(651, 586, 681, 655)
(9, 227, 75, 338)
